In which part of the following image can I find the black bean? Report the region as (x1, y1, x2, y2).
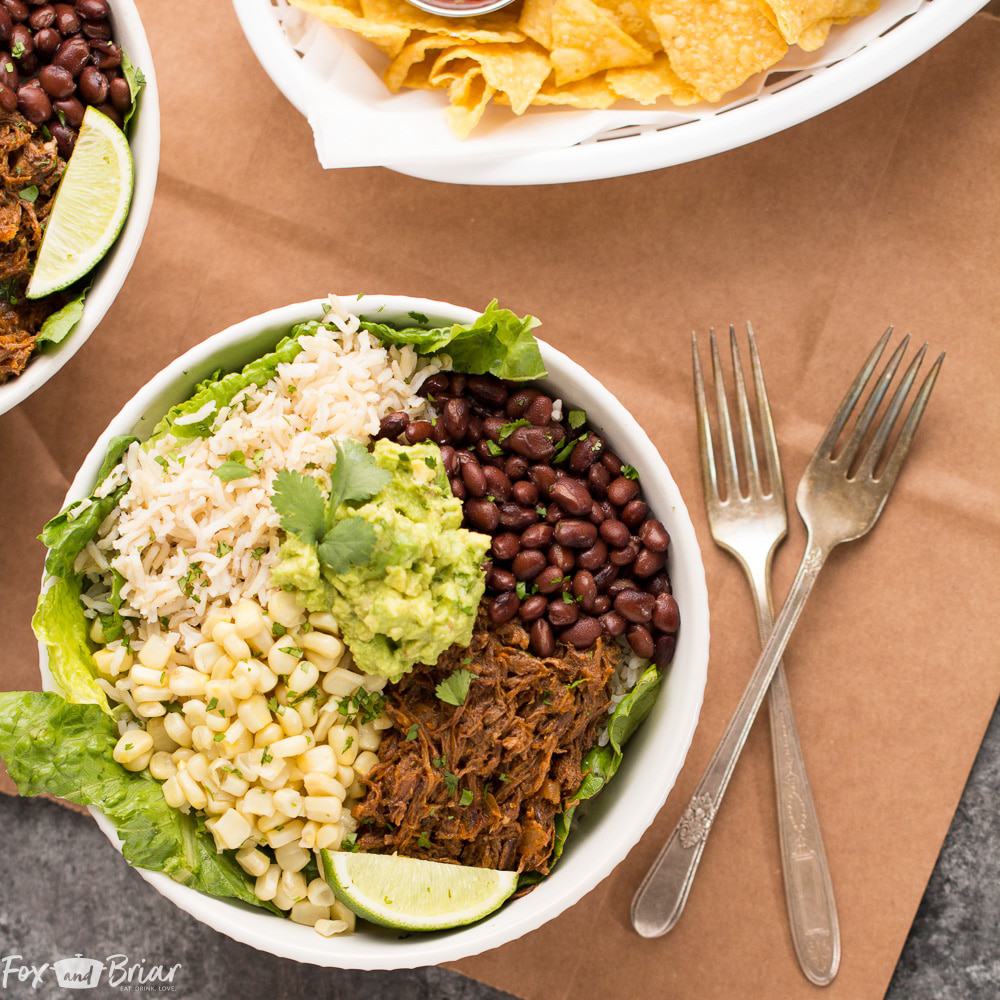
(81, 18, 110, 39)
(510, 479, 537, 507)
(547, 544, 575, 573)
(627, 624, 655, 659)
(548, 598, 579, 628)
(588, 500, 609, 525)
(466, 415, 483, 444)
(525, 394, 552, 426)
(654, 634, 676, 668)
(504, 456, 528, 480)
(508, 425, 555, 462)
(647, 572, 672, 596)
(0, 81, 13, 110)
(599, 611, 626, 637)
(607, 476, 640, 506)
(561, 616, 601, 650)
(461, 460, 486, 497)
(639, 518, 670, 552)
(76, 0, 110, 16)
(545, 421, 566, 445)
(78, 63, 108, 104)
(51, 94, 83, 128)
(52, 36, 89, 79)
(482, 465, 511, 500)
(535, 565, 566, 594)
(602, 451, 624, 476)
(520, 523, 553, 550)
(446, 372, 464, 397)
(0, 57, 17, 89)
(599, 518, 630, 548)
(486, 567, 515, 592)
(37, 62, 73, 97)
(467, 374, 507, 408)
(3, 1, 28, 22)
(615, 589, 654, 624)
(108, 74, 131, 114)
(449, 477, 465, 500)
(480, 415, 504, 443)
(545, 505, 564, 525)
(441, 397, 469, 441)
(634, 547, 666, 578)
(505, 388, 537, 419)
(18, 52, 36, 74)
(465, 498, 499, 533)
(421, 372, 449, 397)
(0, 9, 10, 41)
(592, 564, 618, 592)
(16, 80, 49, 122)
(404, 419, 433, 444)
(488, 592, 520, 625)
(609, 539, 639, 567)
(572, 570, 597, 611)
(568, 437, 601, 472)
(491, 533, 520, 561)
(377, 410, 409, 440)
(529, 619, 555, 658)
(28, 3, 55, 29)
(437, 445, 457, 477)
(50, 121, 74, 157)
(549, 477, 592, 516)
(53, 3, 79, 34)
(519, 595, 548, 623)
(9, 22, 31, 56)
(553, 519, 597, 550)
(652, 593, 680, 633)
(592, 594, 611, 614)
(93, 100, 122, 127)
(529, 464, 556, 495)
(607, 578, 635, 598)
(621, 499, 649, 529)
(512, 549, 546, 581)
(498, 503, 537, 530)
(588, 462, 610, 497)
(576, 540, 607, 572)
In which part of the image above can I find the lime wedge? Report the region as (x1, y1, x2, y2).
(320, 849, 518, 931)
(27, 106, 133, 300)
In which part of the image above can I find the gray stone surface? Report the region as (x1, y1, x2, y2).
(0, 703, 996, 999)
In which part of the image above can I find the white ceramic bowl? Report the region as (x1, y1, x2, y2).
(39, 296, 710, 969)
(0, 0, 159, 416)
(234, 0, 984, 186)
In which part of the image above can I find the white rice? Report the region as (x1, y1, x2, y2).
(597, 645, 649, 746)
(77, 297, 444, 651)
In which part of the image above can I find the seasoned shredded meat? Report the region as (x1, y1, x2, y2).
(0, 112, 65, 383)
(353, 617, 618, 875)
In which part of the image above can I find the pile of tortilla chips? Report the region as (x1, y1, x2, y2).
(290, 0, 880, 136)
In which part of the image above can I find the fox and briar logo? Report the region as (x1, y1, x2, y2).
(1, 953, 181, 992)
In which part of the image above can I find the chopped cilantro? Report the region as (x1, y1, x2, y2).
(261, 749, 273, 764)
(443, 771, 459, 795)
(535, 505, 547, 518)
(498, 773, 510, 783)
(216, 541, 232, 557)
(18, 185, 38, 203)
(567, 409, 587, 430)
(435, 668, 473, 707)
(621, 464, 640, 480)
(407, 310, 429, 324)
(498, 418, 530, 441)
(213, 459, 255, 482)
(341, 834, 359, 852)
(271, 622, 286, 638)
(213, 732, 226, 742)
(10, 40, 24, 58)
(432, 755, 447, 770)
(416, 831, 432, 849)
(485, 440, 503, 457)
(423, 455, 436, 469)
(405, 724, 419, 741)
(566, 678, 587, 690)
(459, 789, 474, 807)
(278, 646, 303, 657)
(251, 547, 266, 560)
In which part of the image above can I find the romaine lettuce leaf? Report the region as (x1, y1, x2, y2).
(0, 691, 276, 913)
(39, 434, 137, 578)
(32, 577, 109, 711)
(150, 334, 305, 442)
(36, 288, 87, 347)
(549, 664, 662, 866)
(359, 300, 545, 381)
(120, 49, 144, 131)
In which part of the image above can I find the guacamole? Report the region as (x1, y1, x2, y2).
(271, 440, 490, 682)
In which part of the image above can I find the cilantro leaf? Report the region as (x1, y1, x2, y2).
(328, 440, 391, 513)
(405, 724, 419, 741)
(567, 409, 586, 430)
(621, 464, 640, 480)
(459, 789, 474, 807)
(213, 460, 255, 482)
(272, 470, 326, 545)
(317, 517, 376, 574)
(435, 668, 474, 707)
(498, 419, 530, 441)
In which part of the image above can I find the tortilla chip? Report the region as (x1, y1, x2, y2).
(432, 43, 552, 115)
(442, 64, 496, 138)
(762, 0, 878, 47)
(290, 0, 411, 58)
(360, 0, 524, 41)
(384, 33, 455, 91)
(607, 54, 699, 105)
(595, 0, 661, 51)
(649, 0, 787, 103)
(519, 0, 557, 50)
(550, 0, 654, 86)
(529, 73, 618, 108)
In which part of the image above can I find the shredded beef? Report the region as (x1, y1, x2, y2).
(353, 617, 618, 875)
(0, 112, 66, 383)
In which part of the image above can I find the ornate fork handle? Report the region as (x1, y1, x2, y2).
(631, 539, 830, 940)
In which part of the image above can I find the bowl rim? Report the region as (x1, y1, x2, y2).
(37, 295, 710, 969)
(0, 0, 161, 416)
(232, 0, 985, 186)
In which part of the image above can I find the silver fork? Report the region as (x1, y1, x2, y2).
(654, 324, 840, 984)
(632, 329, 943, 966)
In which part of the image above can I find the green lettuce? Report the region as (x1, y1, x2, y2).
(550, 664, 662, 866)
(36, 288, 87, 347)
(150, 334, 305, 442)
(120, 49, 144, 131)
(0, 692, 275, 912)
(358, 300, 545, 381)
(39, 433, 137, 578)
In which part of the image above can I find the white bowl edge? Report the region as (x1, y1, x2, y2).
(37, 295, 710, 969)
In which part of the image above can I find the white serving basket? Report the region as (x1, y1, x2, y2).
(234, 0, 985, 185)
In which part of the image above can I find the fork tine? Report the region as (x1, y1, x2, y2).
(746, 323, 783, 498)
(856, 343, 927, 479)
(815, 326, 893, 459)
(836, 334, 910, 468)
(872, 352, 944, 487)
(729, 324, 760, 496)
(710, 329, 741, 500)
(691, 334, 720, 503)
